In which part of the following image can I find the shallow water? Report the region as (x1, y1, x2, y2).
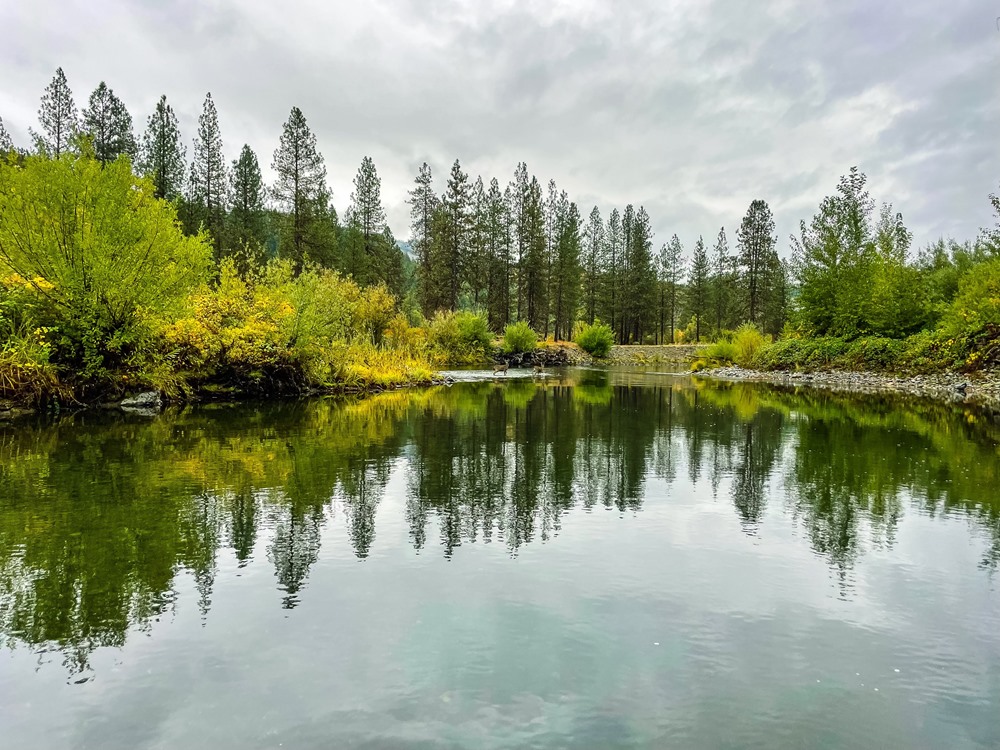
(1, 369, 998, 749)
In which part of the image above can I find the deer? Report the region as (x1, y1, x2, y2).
(492, 362, 510, 376)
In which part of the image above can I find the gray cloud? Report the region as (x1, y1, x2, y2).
(1, 0, 996, 252)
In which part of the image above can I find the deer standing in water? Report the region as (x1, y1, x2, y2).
(492, 362, 510, 376)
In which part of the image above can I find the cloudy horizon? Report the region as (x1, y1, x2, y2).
(1, 0, 997, 254)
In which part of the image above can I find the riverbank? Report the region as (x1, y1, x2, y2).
(606, 344, 708, 366)
(698, 366, 1000, 411)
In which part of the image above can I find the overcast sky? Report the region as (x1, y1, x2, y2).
(1, 0, 997, 252)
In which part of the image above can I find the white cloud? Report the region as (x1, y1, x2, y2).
(0, 0, 996, 250)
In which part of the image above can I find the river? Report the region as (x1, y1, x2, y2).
(1, 368, 998, 749)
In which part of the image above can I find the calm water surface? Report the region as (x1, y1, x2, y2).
(1, 369, 999, 749)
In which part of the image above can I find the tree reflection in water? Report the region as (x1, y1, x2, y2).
(1, 372, 997, 672)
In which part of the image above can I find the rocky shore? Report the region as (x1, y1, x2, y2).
(699, 366, 1000, 411)
(606, 344, 707, 366)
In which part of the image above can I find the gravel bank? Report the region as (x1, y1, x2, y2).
(698, 366, 1000, 411)
(606, 345, 707, 366)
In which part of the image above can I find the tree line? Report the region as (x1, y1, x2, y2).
(0, 68, 403, 298)
(407, 162, 794, 343)
(2, 67, 796, 344)
(4, 67, 997, 350)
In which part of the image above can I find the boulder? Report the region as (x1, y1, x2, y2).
(120, 391, 163, 412)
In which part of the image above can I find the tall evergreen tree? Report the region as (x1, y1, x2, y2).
(761, 254, 790, 336)
(423, 203, 453, 313)
(711, 227, 734, 334)
(139, 95, 186, 200)
(521, 176, 548, 332)
(346, 156, 390, 286)
(440, 159, 471, 310)
(687, 236, 710, 342)
(543, 179, 561, 336)
(188, 93, 227, 251)
(623, 207, 655, 343)
(737, 199, 777, 327)
(551, 196, 582, 341)
(510, 162, 532, 321)
(271, 106, 332, 270)
(33, 67, 78, 157)
(228, 144, 268, 259)
(81, 82, 135, 165)
(485, 178, 512, 330)
(378, 225, 405, 300)
(601, 208, 623, 338)
(465, 176, 490, 307)
(582, 206, 604, 325)
(660, 235, 684, 343)
(407, 163, 439, 316)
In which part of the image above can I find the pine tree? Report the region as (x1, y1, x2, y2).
(712, 227, 733, 334)
(601, 208, 622, 338)
(228, 144, 268, 260)
(271, 106, 331, 270)
(660, 235, 684, 343)
(551, 197, 582, 341)
(81, 82, 135, 165)
(0, 117, 12, 154)
(522, 176, 548, 332)
(687, 236, 710, 342)
(623, 207, 655, 343)
(188, 93, 227, 252)
(737, 199, 777, 327)
(619, 205, 635, 342)
(543, 179, 561, 336)
(33, 67, 78, 157)
(582, 206, 604, 325)
(407, 162, 439, 316)
(465, 176, 490, 307)
(139, 95, 186, 200)
(761, 254, 790, 336)
(439, 159, 471, 310)
(424, 203, 453, 313)
(346, 156, 389, 286)
(485, 178, 512, 330)
(510, 162, 531, 321)
(378, 225, 404, 300)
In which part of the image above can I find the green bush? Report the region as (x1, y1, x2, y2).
(705, 339, 737, 364)
(732, 324, 769, 367)
(575, 322, 614, 357)
(755, 338, 807, 371)
(427, 310, 492, 364)
(940, 258, 1000, 370)
(843, 337, 903, 370)
(897, 330, 953, 373)
(502, 321, 538, 354)
(0, 154, 212, 396)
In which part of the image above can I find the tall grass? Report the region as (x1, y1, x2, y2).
(693, 324, 769, 370)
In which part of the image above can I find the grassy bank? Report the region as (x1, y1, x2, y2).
(693, 323, 999, 377)
(0, 153, 611, 406)
(0, 154, 513, 405)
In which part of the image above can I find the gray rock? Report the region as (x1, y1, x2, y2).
(121, 391, 163, 412)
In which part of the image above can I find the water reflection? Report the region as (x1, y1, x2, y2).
(0, 371, 998, 674)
